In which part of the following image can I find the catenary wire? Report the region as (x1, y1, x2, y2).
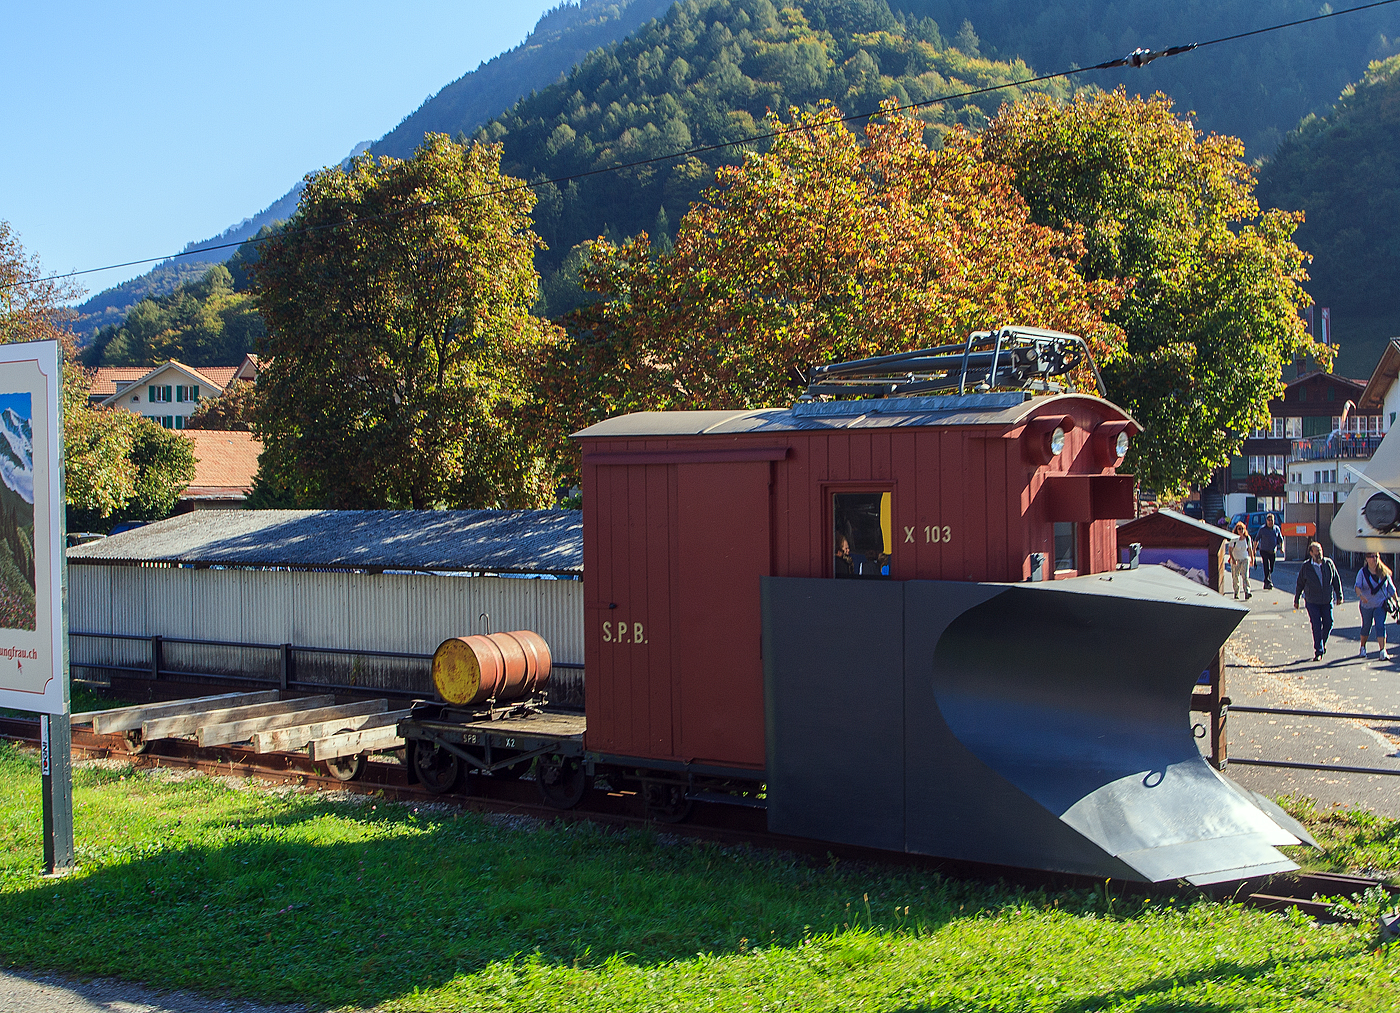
(7, 0, 1400, 292)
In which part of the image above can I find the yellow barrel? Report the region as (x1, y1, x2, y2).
(432, 631, 553, 705)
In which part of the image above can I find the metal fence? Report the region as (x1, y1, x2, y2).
(68, 564, 586, 708)
(1291, 434, 1383, 461)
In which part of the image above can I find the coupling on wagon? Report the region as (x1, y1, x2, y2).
(392, 326, 1314, 885)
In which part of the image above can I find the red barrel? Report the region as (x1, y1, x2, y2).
(432, 630, 553, 705)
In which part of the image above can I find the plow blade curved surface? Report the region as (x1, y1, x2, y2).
(762, 567, 1305, 884)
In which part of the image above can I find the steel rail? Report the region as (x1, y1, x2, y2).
(1, 716, 1391, 919)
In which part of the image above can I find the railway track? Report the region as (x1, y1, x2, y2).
(3, 715, 1394, 921)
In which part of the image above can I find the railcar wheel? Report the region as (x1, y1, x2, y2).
(413, 739, 463, 795)
(325, 753, 364, 782)
(536, 755, 586, 809)
(642, 783, 692, 824)
(324, 728, 364, 781)
(122, 730, 148, 755)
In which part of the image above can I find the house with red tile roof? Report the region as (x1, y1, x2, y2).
(89, 354, 260, 430)
(176, 430, 263, 510)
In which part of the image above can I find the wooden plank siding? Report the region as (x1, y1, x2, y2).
(578, 396, 1136, 767)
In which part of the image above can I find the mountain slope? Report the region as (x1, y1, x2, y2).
(888, 0, 1400, 155)
(1256, 54, 1400, 377)
(72, 0, 671, 339)
(478, 0, 1074, 312)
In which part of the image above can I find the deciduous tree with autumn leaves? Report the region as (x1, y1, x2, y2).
(983, 89, 1320, 497)
(533, 94, 1320, 500)
(529, 102, 1126, 475)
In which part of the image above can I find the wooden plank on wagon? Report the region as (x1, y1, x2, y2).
(309, 720, 409, 761)
(77, 692, 281, 734)
(143, 695, 336, 741)
(199, 699, 384, 747)
(250, 700, 392, 753)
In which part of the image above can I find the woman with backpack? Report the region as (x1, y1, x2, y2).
(1355, 552, 1399, 661)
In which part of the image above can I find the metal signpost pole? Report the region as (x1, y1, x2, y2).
(0, 341, 72, 874)
(41, 714, 73, 871)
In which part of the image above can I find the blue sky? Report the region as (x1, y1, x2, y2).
(2, 1, 560, 296)
(0, 394, 31, 424)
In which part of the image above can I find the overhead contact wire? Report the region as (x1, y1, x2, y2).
(8, 0, 1400, 292)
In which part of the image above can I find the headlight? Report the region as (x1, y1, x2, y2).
(1115, 431, 1130, 457)
(1364, 493, 1400, 533)
(1050, 427, 1066, 456)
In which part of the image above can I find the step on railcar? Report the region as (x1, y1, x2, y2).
(400, 327, 1314, 885)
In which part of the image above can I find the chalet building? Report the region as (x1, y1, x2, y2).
(1204, 370, 1373, 556)
(88, 354, 260, 429)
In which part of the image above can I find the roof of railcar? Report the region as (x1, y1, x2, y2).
(66, 509, 583, 575)
(572, 392, 1136, 438)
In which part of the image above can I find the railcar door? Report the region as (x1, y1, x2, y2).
(674, 462, 771, 768)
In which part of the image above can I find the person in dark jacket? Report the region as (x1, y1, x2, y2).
(1294, 540, 1344, 660)
(1256, 514, 1282, 590)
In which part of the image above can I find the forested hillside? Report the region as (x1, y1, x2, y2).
(374, 0, 674, 160)
(81, 235, 266, 367)
(892, 0, 1400, 154)
(480, 0, 1075, 313)
(1257, 54, 1400, 377)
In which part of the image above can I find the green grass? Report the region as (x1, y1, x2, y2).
(1, 743, 1399, 1012)
(1282, 796, 1400, 879)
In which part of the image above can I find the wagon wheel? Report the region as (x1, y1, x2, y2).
(536, 754, 587, 809)
(642, 782, 692, 824)
(325, 753, 364, 781)
(121, 729, 148, 755)
(323, 729, 365, 782)
(412, 739, 463, 796)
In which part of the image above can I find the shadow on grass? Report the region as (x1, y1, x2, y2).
(0, 763, 1379, 1012)
(0, 802, 1029, 1008)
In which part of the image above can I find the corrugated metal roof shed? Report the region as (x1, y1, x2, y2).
(67, 509, 583, 575)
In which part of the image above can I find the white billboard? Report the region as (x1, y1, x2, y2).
(0, 341, 66, 716)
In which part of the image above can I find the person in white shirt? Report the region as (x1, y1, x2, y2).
(1229, 521, 1254, 600)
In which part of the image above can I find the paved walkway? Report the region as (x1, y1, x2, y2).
(1218, 558, 1400, 813)
(0, 969, 323, 1013)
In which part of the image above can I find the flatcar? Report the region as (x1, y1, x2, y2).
(400, 328, 1312, 886)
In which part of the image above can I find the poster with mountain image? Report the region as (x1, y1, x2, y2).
(0, 393, 35, 630)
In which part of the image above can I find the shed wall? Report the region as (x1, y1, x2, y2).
(69, 566, 584, 705)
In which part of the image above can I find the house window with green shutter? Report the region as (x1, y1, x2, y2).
(1303, 416, 1331, 437)
(1230, 455, 1247, 479)
(192, 385, 199, 401)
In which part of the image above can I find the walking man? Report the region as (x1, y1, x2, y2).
(1257, 513, 1281, 590)
(1294, 540, 1344, 660)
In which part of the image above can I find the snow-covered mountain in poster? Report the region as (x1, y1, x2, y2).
(0, 406, 32, 506)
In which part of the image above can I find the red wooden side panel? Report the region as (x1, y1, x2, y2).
(674, 462, 771, 767)
(583, 458, 674, 758)
(940, 430, 969, 580)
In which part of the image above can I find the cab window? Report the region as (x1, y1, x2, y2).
(834, 492, 892, 579)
